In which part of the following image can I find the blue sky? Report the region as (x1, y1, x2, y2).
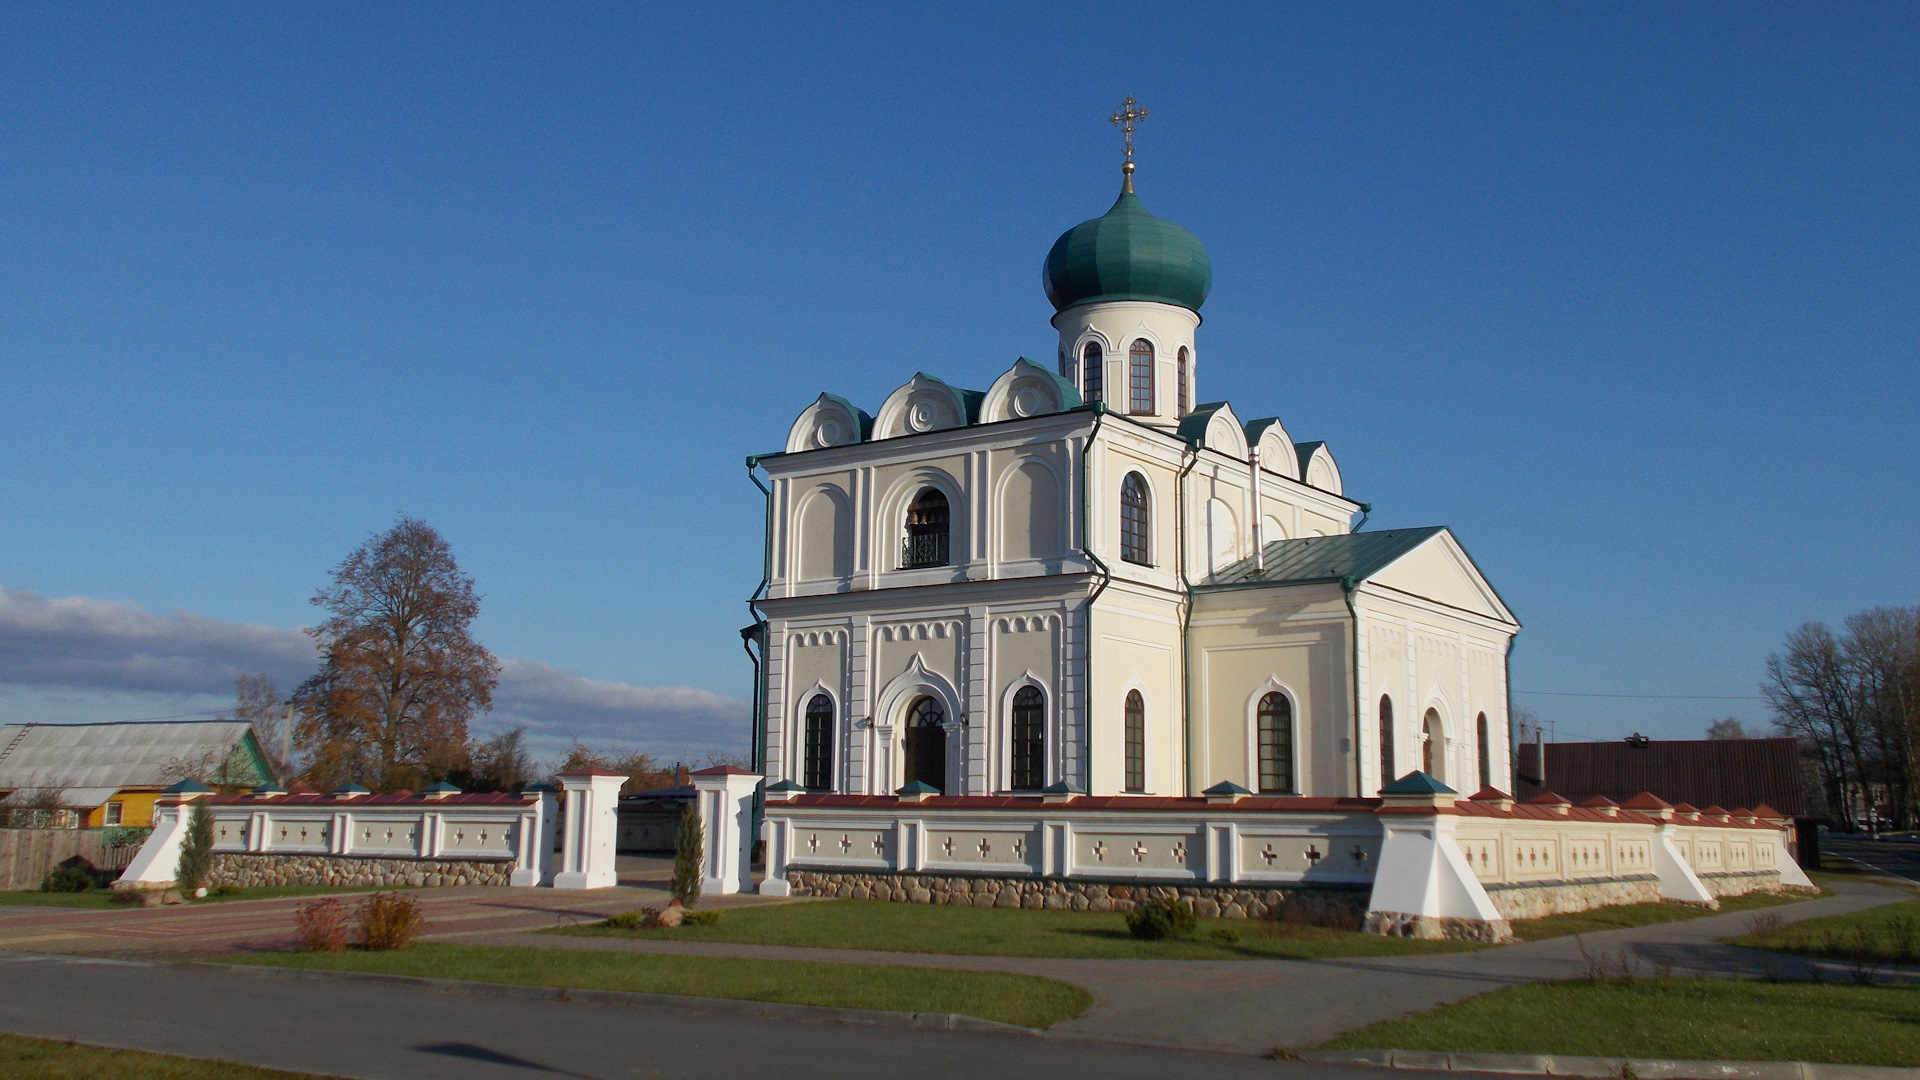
(1, 4, 1914, 755)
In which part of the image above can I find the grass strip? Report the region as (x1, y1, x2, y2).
(1730, 896, 1920, 964)
(1317, 978, 1920, 1066)
(1510, 888, 1821, 941)
(551, 899, 1477, 959)
(219, 942, 1091, 1029)
(0, 1031, 327, 1079)
(0, 885, 404, 910)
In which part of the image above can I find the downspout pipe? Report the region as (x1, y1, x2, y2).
(1343, 575, 1364, 796)
(1175, 440, 1200, 797)
(1505, 637, 1517, 793)
(1076, 404, 1110, 793)
(745, 456, 774, 836)
(1351, 502, 1372, 534)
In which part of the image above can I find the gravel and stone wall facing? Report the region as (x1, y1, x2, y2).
(209, 853, 514, 889)
(783, 869, 1368, 923)
(1484, 876, 1665, 921)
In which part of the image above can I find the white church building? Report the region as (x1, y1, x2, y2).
(736, 123, 1807, 936)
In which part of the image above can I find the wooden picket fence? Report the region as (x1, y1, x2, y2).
(0, 829, 142, 891)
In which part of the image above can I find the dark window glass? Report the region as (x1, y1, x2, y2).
(1082, 342, 1103, 404)
(1423, 708, 1442, 778)
(1058, 344, 1068, 378)
(803, 694, 834, 791)
(1129, 340, 1154, 414)
(1124, 690, 1146, 793)
(1176, 346, 1189, 418)
(1257, 692, 1293, 794)
(1476, 712, 1491, 793)
(1010, 686, 1046, 791)
(1120, 472, 1150, 565)
(903, 696, 946, 791)
(902, 488, 950, 568)
(1379, 695, 1396, 789)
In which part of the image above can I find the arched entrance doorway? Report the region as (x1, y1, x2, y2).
(903, 696, 947, 792)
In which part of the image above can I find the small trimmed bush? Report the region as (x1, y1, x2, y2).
(42, 863, 96, 893)
(359, 891, 423, 951)
(682, 909, 723, 927)
(1126, 898, 1197, 940)
(1208, 925, 1241, 944)
(602, 908, 657, 930)
(294, 898, 350, 952)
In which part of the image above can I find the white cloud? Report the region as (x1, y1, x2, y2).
(0, 586, 747, 758)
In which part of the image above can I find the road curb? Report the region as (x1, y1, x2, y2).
(1293, 1049, 1917, 1079)
(196, 960, 1040, 1037)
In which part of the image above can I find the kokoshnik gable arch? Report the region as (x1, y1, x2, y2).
(735, 108, 1809, 936)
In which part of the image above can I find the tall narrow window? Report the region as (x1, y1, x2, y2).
(1378, 695, 1396, 788)
(902, 488, 950, 568)
(1423, 708, 1443, 780)
(1058, 344, 1068, 378)
(803, 694, 834, 792)
(1476, 712, 1491, 793)
(1010, 686, 1046, 791)
(1176, 346, 1189, 418)
(903, 696, 946, 791)
(1129, 339, 1154, 414)
(1124, 690, 1146, 793)
(1081, 342, 1103, 404)
(1257, 692, 1294, 794)
(1119, 472, 1151, 565)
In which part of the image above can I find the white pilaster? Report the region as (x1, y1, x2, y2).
(692, 766, 762, 896)
(553, 769, 626, 890)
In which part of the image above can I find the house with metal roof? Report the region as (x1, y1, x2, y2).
(745, 132, 1520, 806)
(0, 720, 275, 829)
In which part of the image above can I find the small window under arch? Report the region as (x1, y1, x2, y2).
(1476, 712, 1491, 793)
(1422, 708, 1443, 779)
(1081, 342, 1103, 404)
(1257, 691, 1294, 794)
(902, 488, 950, 569)
(1378, 695, 1396, 789)
(1124, 690, 1146, 793)
(1176, 346, 1189, 419)
(803, 694, 834, 792)
(1129, 339, 1154, 414)
(1120, 472, 1151, 565)
(1010, 686, 1046, 791)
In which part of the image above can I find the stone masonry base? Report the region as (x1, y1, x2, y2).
(209, 853, 514, 889)
(783, 869, 1369, 923)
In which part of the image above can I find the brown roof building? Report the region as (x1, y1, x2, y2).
(1515, 736, 1809, 820)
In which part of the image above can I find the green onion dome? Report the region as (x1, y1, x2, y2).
(1043, 186, 1212, 313)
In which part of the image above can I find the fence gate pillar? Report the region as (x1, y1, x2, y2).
(553, 768, 627, 890)
(691, 766, 762, 896)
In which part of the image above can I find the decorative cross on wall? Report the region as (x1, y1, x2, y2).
(839, 834, 852, 854)
(1092, 841, 1108, 861)
(942, 837, 955, 856)
(1171, 842, 1187, 862)
(1132, 841, 1150, 862)
(1304, 844, 1322, 866)
(978, 838, 992, 858)
(1011, 837, 1025, 858)
(807, 833, 820, 853)
(1261, 843, 1278, 866)
(872, 835, 885, 856)
(1351, 845, 1368, 863)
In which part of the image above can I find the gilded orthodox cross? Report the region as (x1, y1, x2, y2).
(1109, 95, 1149, 191)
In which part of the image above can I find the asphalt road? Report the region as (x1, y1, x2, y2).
(0, 951, 1438, 1080)
(1822, 836, 1920, 884)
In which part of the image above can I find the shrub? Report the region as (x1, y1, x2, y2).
(211, 883, 244, 898)
(671, 805, 703, 908)
(1126, 898, 1197, 940)
(681, 909, 723, 927)
(174, 802, 214, 893)
(602, 908, 657, 930)
(294, 898, 350, 952)
(1747, 911, 1785, 942)
(359, 891, 423, 951)
(1208, 925, 1241, 944)
(42, 863, 96, 893)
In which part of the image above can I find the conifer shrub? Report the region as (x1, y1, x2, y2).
(1125, 898, 1197, 940)
(174, 803, 215, 894)
(671, 805, 703, 907)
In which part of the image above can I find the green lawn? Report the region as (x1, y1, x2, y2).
(0, 885, 409, 910)
(1510, 888, 1823, 941)
(219, 942, 1092, 1029)
(551, 898, 1480, 959)
(1730, 896, 1920, 964)
(1317, 978, 1920, 1066)
(0, 1032, 327, 1079)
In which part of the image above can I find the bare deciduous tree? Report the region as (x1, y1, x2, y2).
(1706, 717, 1751, 740)
(293, 517, 501, 792)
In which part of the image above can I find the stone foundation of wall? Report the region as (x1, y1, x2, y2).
(1363, 911, 1512, 943)
(782, 870, 1369, 923)
(209, 853, 514, 889)
(1485, 876, 1665, 921)
(1701, 870, 1811, 899)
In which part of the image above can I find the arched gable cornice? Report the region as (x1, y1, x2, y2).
(980, 357, 1082, 423)
(1295, 441, 1343, 495)
(873, 373, 981, 440)
(1176, 401, 1248, 458)
(1243, 417, 1300, 480)
(786, 393, 873, 454)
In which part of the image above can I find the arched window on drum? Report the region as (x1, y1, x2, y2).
(1120, 472, 1151, 566)
(1081, 342, 1103, 404)
(1129, 339, 1154, 414)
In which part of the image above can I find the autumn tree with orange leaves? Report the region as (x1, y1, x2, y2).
(293, 517, 501, 792)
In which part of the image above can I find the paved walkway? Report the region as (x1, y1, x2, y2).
(449, 878, 1913, 1052)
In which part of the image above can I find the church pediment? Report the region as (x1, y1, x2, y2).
(1364, 531, 1515, 625)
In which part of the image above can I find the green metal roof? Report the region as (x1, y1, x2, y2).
(1381, 771, 1456, 796)
(1201, 527, 1446, 589)
(1174, 401, 1231, 445)
(1044, 188, 1212, 313)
